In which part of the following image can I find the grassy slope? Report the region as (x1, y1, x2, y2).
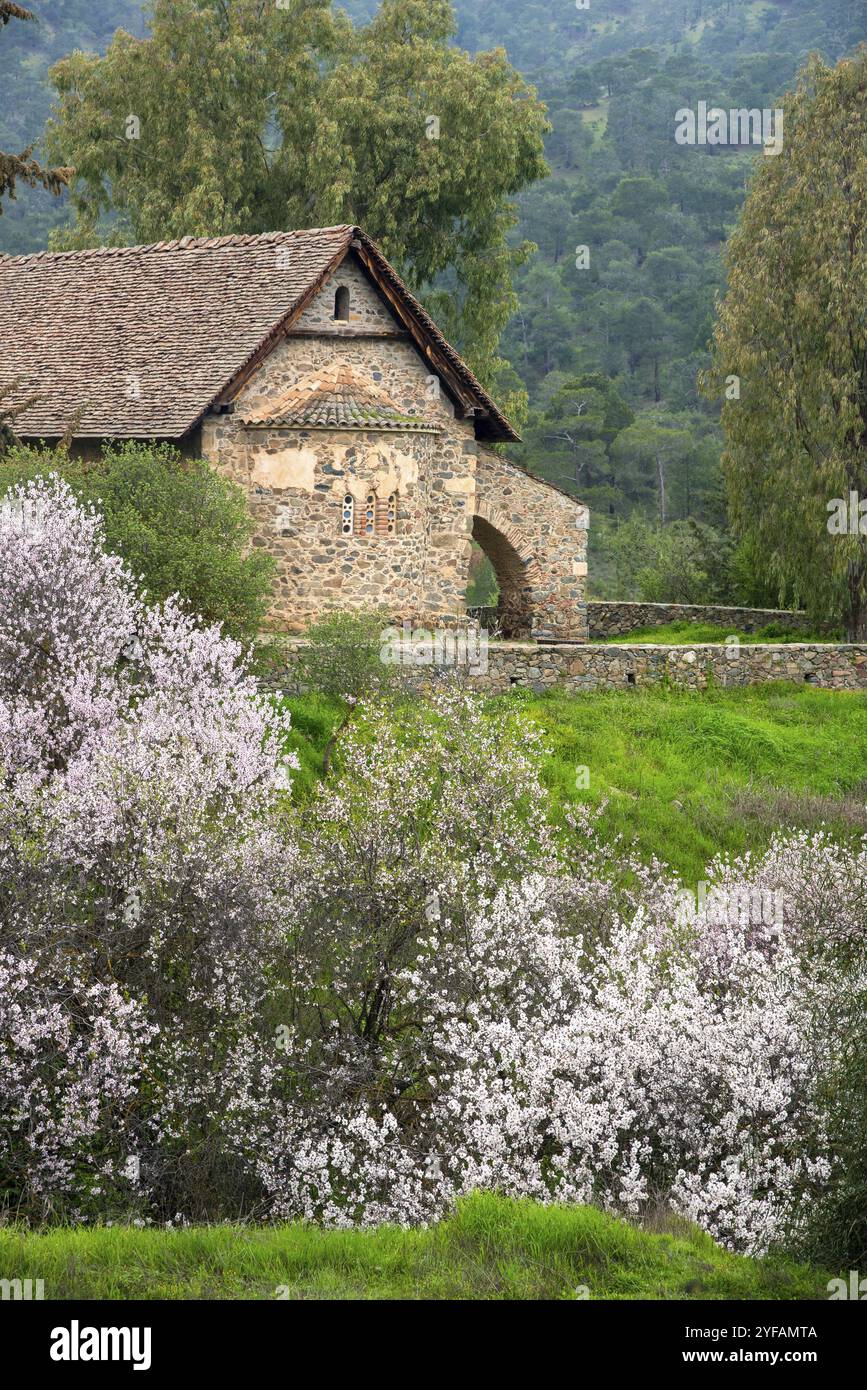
(284, 685, 867, 882)
(529, 685, 867, 882)
(594, 621, 838, 644)
(0, 1194, 829, 1301)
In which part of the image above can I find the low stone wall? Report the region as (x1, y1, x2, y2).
(262, 639, 867, 695)
(587, 601, 812, 639)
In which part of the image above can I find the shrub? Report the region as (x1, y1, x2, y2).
(801, 1009, 867, 1271)
(713, 831, 867, 1268)
(608, 516, 737, 605)
(296, 607, 404, 703)
(0, 952, 157, 1222)
(0, 440, 274, 639)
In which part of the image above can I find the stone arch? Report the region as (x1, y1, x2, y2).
(471, 502, 541, 638)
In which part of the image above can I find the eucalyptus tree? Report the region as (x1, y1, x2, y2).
(45, 0, 548, 389)
(703, 51, 867, 638)
(0, 3, 70, 212)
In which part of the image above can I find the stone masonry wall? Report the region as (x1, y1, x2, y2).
(474, 449, 588, 640)
(262, 639, 867, 695)
(202, 260, 473, 632)
(201, 253, 588, 637)
(587, 601, 813, 639)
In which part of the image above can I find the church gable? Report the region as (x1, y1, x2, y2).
(288, 258, 401, 336)
(218, 246, 506, 441)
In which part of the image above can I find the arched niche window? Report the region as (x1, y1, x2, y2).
(334, 285, 351, 321)
(341, 494, 354, 535)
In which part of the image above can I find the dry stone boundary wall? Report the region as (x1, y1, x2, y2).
(263, 639, 867, 695)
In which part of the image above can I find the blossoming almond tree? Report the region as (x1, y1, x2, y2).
(262, 840, 843, 1249)
(0, 478, 859, 1249)
(0, 476, 299, 1218)
(263, 703, 851, 1252)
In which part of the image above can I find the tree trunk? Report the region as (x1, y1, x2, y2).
(655, 452, 667, 525)
(845, 563, 867, 641)
(846, 594, 867, 642)
(322, 705, 356, 777)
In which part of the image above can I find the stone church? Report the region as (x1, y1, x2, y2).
(0, 226, 588, 640)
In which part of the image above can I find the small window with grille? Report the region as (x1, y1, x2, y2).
(344, 490, 398, 537)
(377, 492, 397, 536)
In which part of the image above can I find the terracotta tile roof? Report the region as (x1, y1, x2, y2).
(0, 227, 355, 439)
(0, 226, 520, 443)
(240, 364, 439, 432)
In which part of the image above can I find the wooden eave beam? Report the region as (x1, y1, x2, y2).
(349, 241, 479, 422)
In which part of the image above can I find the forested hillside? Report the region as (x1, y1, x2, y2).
(493, 0, 863, 596)
(0, 0, 143, 252)
(2, 0, 865, 596)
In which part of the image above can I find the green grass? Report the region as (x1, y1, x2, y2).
(0, 1193, 830, 1301)
(595, 620, 839, 645)
(526, 684, 867, 882)
(281, 688, 346, 799)
(282, 684, 867, 882)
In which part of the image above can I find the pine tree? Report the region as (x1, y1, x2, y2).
(0, 4, 72, 213)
